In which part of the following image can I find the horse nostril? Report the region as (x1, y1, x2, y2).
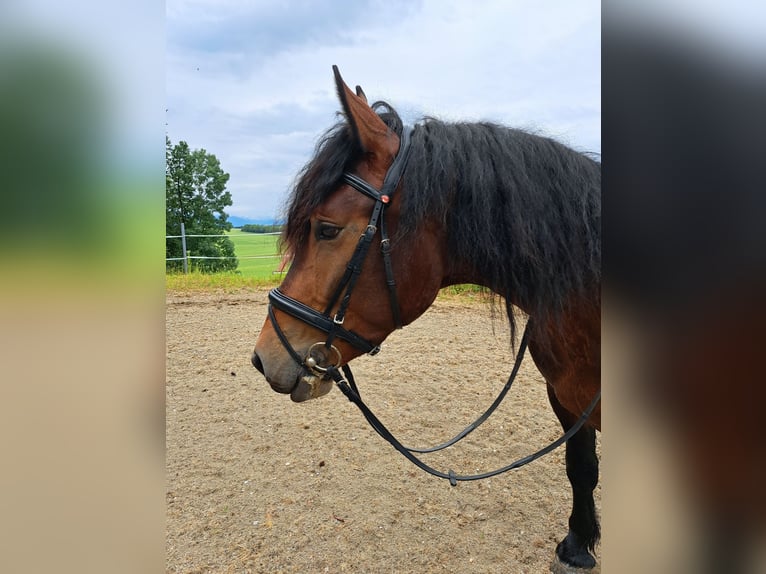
(251, 352, 265, 375)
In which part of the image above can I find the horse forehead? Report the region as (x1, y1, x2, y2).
(362, 160, 392, 189)
(320, 183, 374, 214)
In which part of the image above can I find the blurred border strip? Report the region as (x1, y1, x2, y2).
(0, 2, 164, 573)
(603, 2, 766, 573)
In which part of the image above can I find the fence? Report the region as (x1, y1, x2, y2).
(166, 228, 284, 275)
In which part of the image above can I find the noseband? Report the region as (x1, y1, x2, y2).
(267, 126, 413, 379)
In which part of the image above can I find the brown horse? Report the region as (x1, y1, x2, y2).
(252, 67, 601, 572)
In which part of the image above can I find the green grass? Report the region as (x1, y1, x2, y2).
(165, 230, 284, 291)
(166, 230, 486, 301)
(165, 270, 278, 292)
(226, 229, 284, 279)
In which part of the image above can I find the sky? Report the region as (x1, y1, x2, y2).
(166, 0, 601, 222)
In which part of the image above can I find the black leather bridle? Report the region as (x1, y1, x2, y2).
(265, 124, 601, 485)
(267, 126, 413, 381)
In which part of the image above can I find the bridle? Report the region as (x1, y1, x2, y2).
(267, 125, 413, 379)
(265, 124, 601, 485)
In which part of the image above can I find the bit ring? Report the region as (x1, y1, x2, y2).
(304, 342, 342, 376)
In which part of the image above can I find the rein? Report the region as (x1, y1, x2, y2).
(329, 361, 601, 486)
(266, 123, 601, 485)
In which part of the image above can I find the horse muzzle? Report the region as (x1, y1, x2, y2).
(251, 350, 294, 394)
(251, 343, 341, 402)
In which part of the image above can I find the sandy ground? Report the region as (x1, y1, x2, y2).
(166, 289, 601, 573)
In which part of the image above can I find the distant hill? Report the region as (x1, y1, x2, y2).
(227, 215, 280, 228)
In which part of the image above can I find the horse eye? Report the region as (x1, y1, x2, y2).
(317, 223, 341, 241)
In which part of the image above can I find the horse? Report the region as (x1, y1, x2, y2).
(252, 66, 601, 573)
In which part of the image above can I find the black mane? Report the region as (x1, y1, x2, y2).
(283, 102, 601, 340)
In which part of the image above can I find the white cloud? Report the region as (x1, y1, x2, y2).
(167, 0, 600, 220)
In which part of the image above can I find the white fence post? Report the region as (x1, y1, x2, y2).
(180, 222, 189, 274)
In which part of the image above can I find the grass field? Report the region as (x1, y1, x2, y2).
(165, 230, 283, 291)
(166, 229, 484, 296)
(226, 229, 283, 279)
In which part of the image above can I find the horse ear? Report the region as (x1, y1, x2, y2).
(332, 65, 396, 158)
(355, 85, 367, 104)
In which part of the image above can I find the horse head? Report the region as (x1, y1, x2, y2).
(252, 67, 445, 402)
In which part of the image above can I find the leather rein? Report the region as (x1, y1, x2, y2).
(266, 125, 601, 485)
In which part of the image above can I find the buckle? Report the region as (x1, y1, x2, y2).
(368, 345, 381, 356)
(333, 313, 344, 325)
(380, 238, 391, 253)
(359, 225, 377, 243)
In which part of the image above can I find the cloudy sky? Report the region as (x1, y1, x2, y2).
(166, 0, 600, 222)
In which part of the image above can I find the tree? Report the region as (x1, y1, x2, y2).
(166, 136, 238, 272)
(241, 223, 283, 234)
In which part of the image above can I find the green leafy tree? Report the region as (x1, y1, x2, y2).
(241, 223, 283, 233)
(166, 136, 238, 272)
